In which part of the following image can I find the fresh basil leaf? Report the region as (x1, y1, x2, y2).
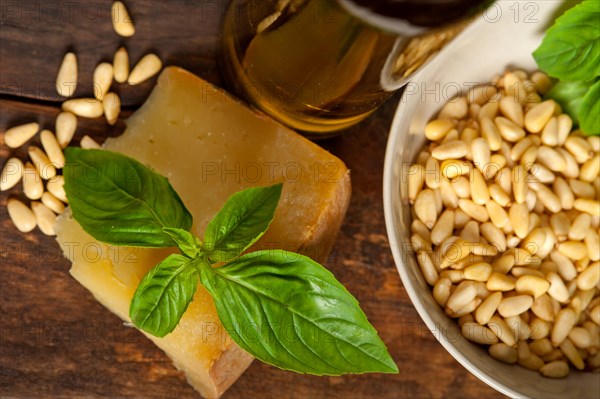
(533, 0, 600, 81)
(204, 184, 283, 262)
(579, 79, 600, 135)
(199, 250, 398, 375)
(545, 80, 588, 122)
(63, 148, 193, 247)
(163, 227, 201, 258)
(130, 254, 198, 337)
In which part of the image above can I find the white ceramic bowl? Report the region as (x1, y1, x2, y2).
(383, 2, 598, 398)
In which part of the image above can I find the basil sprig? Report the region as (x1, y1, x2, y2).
(533, 0, 599, 135)
(63, 148, 398, 376)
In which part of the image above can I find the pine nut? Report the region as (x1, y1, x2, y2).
(479, 101, 499, 121)
(557, 148, 580, 178)
(516, 275, 549, 298)
(569, 327, 592, 349)
(411, 234, 431, 254)
(441, 160, 470, 179)
(560, 338, 584, 370)
(493, 253, 515, 274)
(449, 297, 482, 318)
(7, 198, 36, 233)
(531, 294, 556, 322)
(440, 239, 471, 269)
(416, 251, 438, 286)
(425, 119, 454, 141)
(556, 114, 572, 145)
(495, 116, 525, 142)
(113, 47, 130, 83)
(516, 340, 530, 360)
(568, 213, 591, 241)
(546, 272, 570, 303)
(22, 162, 43, 200)
(407, 164, 424, 204)
(510, 137, 533, 161)
(584, 230, 599, 261)
(439, 97, 468, 119)
(112, 1, 135, 37)
(499, 96, 523, 126)
(464, 262, 492, 282)
(462, 322, 499, 345)
(489, 343, 518, 364)
(93, 63, 113, 101)
(424, 157, 440, 189)
(480, 118, 502, 151)
(530, 318, 551, 340)
(488, 184, 510, 207)
(47, 175, 67, 203)
(530, 163, 555, 184)
(4, 122, 39, 148)
(55, 112, 77, 148)
(431, 210, 454, 245)
(498, 295, 533, 317)
(433, 278, 452, 306)
(80, 135, 102, 150)
(520, 145, 538, 168)
(459, 199, 489, 223)
(550, 213, 570, 241)
(580, 154, 600, 182)
(557, 241, 588, 261)
(509, 202, 529, 238)
(62, 98, 103, 118)
(486, 272, 515, 291)
(1, 158, 24, 191)
(540, 361, 569, 378)
(56, 52, 77, 97)
(553, 178, 574, 210)
(551, 308, 577, 346)
(512, 165, 528, 203)
(41, 191, 65, 214)
(468, 169, 488, 205)
(540, 117, 558, 146)
(451, 175, 470, 198)
(577, 262, 600, 290)
(469, 85, 498, 105)
(573, 198, 600, 216)
(453, 208, 470, 228)
(481, 222, 506, 252)
(565, 136, 593, 163)
(128, 53, 162, 85)
(524, 100, 555, 133)
(531, 183, 562, 213)
(520, 227, 546, 255)
(537, 146, 566, 172)
(40, 130, 65, 169)
(440, 178, 459, 209)
(530, 72, 552, 95)
(471, 138, 490, 173)
(488, 315, 516, 346)
(27, 146, 56, 180)
(475, 291, 502, 325)
(446, 281, 477, 312)
(550, 250, 577, 281)
(103, 92, 121, 126)
(31, 201, 56, 236)
(530, 338, 554, 356)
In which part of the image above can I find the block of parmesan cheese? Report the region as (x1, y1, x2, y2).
(54, 67, 351, 398)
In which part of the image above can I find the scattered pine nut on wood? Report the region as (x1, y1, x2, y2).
(56, 52, 78, 97)
(128, 53, 162, 85)
(22, 162, 43, 200)
(55, 112, 77, 148)
(111, 1, 135, 37)
(40, 130, 65, 169)
(103, 92, 121, 125)
(7, 198, 37, 233)
(31, 201, 57, 236)
(62, 98, 104, 118)
(80, 135, 102, 149)
(46, 175, 67, 203)
(113, 47, 130, 83)
(41, 191, 65, 214)
(28, 146, 56, 180)
(93, 62, 114, 100)
(4, 122, 39, 148)
(1, 158, 24, 191)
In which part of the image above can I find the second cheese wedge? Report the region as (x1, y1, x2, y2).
(55, 67, 351, 398)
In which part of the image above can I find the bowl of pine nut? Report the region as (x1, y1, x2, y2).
(383, 1, 599, 398)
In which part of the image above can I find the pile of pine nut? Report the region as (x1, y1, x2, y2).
(407, 70, 600, 378)
(1, 1, 162, 236)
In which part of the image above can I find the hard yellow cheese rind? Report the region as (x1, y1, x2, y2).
(55, 67, 351, 398)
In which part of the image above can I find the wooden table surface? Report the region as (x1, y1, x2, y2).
(0, 1, 505, 398)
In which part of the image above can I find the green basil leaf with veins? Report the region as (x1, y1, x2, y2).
(130, 254, 199, 337)
(199, 250, 398, 375)
(163, 227, 202, 258)
(533, 0, 600, 82)
(579, 79, 600, 135)
(545, 80, 588, 122)
(204, 184, 282, 262)
(63, 148, 193, 247)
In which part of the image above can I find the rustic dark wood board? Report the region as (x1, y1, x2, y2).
(1, 1, 505, 398)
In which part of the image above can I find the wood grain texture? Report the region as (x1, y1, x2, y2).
(0, 1, 505, 398)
